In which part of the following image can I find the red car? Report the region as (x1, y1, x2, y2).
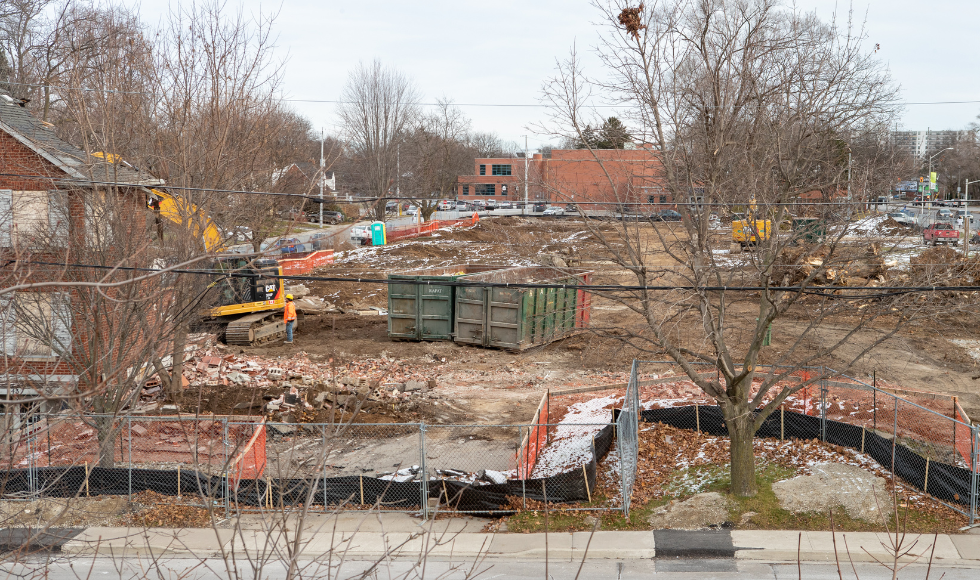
(922, 223, 959, 245)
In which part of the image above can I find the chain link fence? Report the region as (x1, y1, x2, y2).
(0, 409, 634, 519)
(628, 360, 980, 526)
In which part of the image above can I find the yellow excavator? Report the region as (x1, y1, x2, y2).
(732, 196, 772, 248)
(149, 187, 290, 346)
(94, 152, 291, 345)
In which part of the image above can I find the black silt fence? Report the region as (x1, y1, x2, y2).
(437, 423, 615, 513)
(626, 405, 974, 507)
(0, 424, 620, 513)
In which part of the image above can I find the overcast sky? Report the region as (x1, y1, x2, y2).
(138, 1, 980, 150)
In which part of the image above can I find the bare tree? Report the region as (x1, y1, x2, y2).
(403, 99, 475, 219)
(339, 59, 421, 221)
(542, 0, 908, 496)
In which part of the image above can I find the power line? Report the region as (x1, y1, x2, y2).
(0, 173, 909, 207)
(4, 80, 980, 107)
(21, 259, 980, 296)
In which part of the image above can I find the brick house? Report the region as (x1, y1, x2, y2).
(0, 96, 163, 419)
(457, 147, 667, 211)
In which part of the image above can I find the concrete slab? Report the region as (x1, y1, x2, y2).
(0, 528, 83, 552)
(62, 527, 230, 557)
(299, 532, 417, 559)
(396, 532, 494, 560)
(734, 531, 963, 564)
(232, 512, 486, 534)
(570, 531, 655, 559)
(654, 529, 734, 558)
(732, 530, 813, 552)
(487, 533, 574, 561)
(951, 535, 980, 560)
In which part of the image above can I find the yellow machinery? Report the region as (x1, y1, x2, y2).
(96, 152, 289, 344)
(732, 196, 772, 247)
(203, 256, 289, 345)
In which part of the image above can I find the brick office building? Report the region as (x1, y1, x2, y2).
(0, 96, 163, 417)
(457, 146, 668, 211)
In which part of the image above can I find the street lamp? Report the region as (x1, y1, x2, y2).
(928, 147, 953, 173)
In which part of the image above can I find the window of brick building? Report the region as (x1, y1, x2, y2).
(463, 185, 469, 196)
(479, 164, 486, 176)
(474, 184, 496, 196)
(491, 164, 512, 176)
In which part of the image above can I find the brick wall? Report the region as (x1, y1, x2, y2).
(1, 127, 155, 382)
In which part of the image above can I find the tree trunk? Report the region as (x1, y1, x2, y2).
(727, 408, 758, 497)
(95, 418, 116, 468)
(170, 323, 188, 404)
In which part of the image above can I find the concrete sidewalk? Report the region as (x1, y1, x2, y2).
(14, 527, 974, 566)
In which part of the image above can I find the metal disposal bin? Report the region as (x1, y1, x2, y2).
(387, 264, 512, 341)
(453, 267, 592, 351)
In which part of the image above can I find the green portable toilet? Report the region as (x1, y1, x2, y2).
(370, 222, 387, 246)
(791, 217, 825, 243)
(388, 264, 511, 341)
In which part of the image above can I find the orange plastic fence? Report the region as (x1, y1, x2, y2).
(385, 219, 475, 243)
(279, 250, 335, 275)
(954, 406, 975, 472)
(516, 394, 549, 479)
(229, 419, 267, 488)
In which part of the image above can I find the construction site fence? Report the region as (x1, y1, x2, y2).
(1, 414, 630, 518)
(385, 216, 480, 243)
(627, 360, 980, 526)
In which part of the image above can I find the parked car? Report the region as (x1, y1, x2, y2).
(652, 209, 683, 222)
(922, 222, 959, 245)
(886, 212, 915, 227)
(542, 206, 565, 217)
(955, 209, 975, 229)
(306, 210, 344, 224)
(405, 206, 420, 216)
(935, 208, 954, 222)
(349, 224, 372, 245)
(532, 202, 547, 212)
(497, 201, 513, 209)
(438, 200, 455, 211)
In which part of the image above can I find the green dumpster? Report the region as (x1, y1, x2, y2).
(453, 267, 592, 351)
(387, 264, 511, 341)
(792, 217, 825, 243)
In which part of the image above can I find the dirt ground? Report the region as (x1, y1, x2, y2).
(260, 217, 980, 422)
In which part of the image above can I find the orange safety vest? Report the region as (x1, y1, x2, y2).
(284, 301, 297, 322)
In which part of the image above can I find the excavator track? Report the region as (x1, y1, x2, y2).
(224, 311, 287, 346)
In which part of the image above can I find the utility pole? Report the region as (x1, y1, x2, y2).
(965, 179, 979, 257)
(523, 135, 529, 215)
(397, 142, 401, 216)
(319, 129, 325, 228)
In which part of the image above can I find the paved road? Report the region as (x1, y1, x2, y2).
(5, 556, 978, 579)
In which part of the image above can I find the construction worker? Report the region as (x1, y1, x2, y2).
(284, 294, 297, 344)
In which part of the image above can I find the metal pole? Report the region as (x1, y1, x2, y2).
(223, 419, 229, 519)
(523, 135, 529, 215)
(322, 425, 327, 512)
(873, 370, 877, 431)
(893, 397, 899, 475)
(820, 367, 827, 442)
(971, 426, 978, 526)
(127, 418, 132, 501)
(419, 423, 427, 520)
(319, 129, 325, 228)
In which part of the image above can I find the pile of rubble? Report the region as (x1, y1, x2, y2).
(775, 243, 889, 286)
(287, 284, 386, 316)
(136, 336, 443, 420)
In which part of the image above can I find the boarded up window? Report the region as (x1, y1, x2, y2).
(11, 190, 48, 246)
(1, 293, 72, 359)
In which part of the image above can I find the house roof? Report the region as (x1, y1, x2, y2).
(0, 96, 162, 187)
